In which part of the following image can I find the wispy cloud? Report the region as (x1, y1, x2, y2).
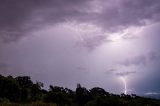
(77, 35, 107, 51)
(116, 71, 136, 77)
(119, 55, 147, 66)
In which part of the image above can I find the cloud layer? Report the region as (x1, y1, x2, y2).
(1, 0, 160, 43)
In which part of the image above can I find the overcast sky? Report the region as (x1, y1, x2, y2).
(0, 0, 160, 95)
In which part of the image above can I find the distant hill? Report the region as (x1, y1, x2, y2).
(144, 94, 160, 100)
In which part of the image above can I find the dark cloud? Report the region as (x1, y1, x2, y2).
(108, 68, 117, 72)
(1, 0, 160, 44)
(77, 35, 107, 51)
(104, 68, 117, 75)
(132, 69, 160, 94)
(94, 0, 160, 31)
(0, 0, 42, 42)
(148, 52, 160, 61)
(0, 0, 91, 42)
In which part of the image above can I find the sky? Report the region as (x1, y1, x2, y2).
(0, 0, 160, 95)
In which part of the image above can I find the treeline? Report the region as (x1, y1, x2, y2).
(0, 75, 160, 106)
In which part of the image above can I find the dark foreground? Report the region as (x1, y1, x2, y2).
(0, 75, 160, 106)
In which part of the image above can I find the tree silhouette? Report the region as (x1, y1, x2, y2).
(0, 74, 159, 106)
(76, 83, 92, 106)
(90, 87, 109, 98)
(0, 75, 21, 102)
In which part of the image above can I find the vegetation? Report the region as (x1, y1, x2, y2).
(0, 75, 160, 106)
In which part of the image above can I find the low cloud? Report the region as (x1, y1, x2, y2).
(105, 52, 160, 77)
(119, 55, 147, 66)
(77, 35, 107, 51)
(116, 71, 136, 76)
(108, 68, 117, 72)
(148, 52, 160, 61)
(119, 52, 160, 67)
(105, 68, 136, 77)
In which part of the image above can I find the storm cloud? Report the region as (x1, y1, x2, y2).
(1, 0, 160, 43)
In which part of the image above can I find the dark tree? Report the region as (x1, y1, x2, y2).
(0, 75, 21, 102)
(44, 85, 71, 106)
(76, 84, 91, 106)
(90, 87, 109, 98)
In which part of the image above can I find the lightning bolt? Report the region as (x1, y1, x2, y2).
(120, 76, 127, 95)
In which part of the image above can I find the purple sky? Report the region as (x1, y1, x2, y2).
(0, 0, 160, 95)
